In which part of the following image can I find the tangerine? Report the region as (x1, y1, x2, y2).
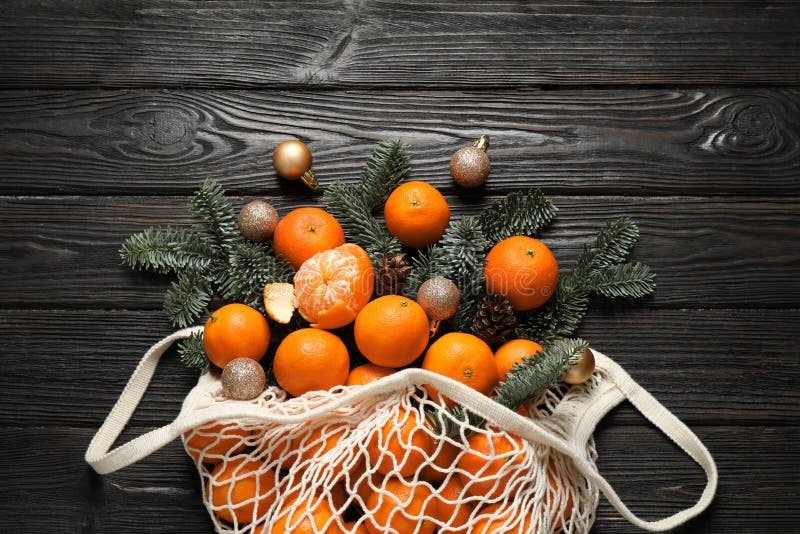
(484, 236, 559, 311)
(494, 339, 544, 381)
(183, 422, 251, 464)
(419, 436, 462, 483)
(364, 478, 438, 534)
(354, 295, 430, 368)
(471, 503, 535, 534)
(294, 243, 374, 329)
(384, 181, 450, 248)
(434, 475, 474, 532)
(366, 405, 433, 477)
(274, 207, 346, 269)
(268, 493, 338, 534)
(457, 431, 528, 500)
(346, 363, 396, 386)
(208, 456, 277, 525)
(422, 333, 499, 407)
(273, 329, 349, 397)
(203, 303, 270, 368)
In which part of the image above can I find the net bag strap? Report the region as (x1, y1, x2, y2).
(85, 326, 204, 474)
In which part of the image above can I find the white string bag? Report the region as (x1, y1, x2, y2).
(87, 327, 717, 533)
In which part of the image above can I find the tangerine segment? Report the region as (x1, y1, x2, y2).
(294, 243, 374, 330)
(384, 181, 451, 248)
(494, 339, 544, 381)
(209, 456, 277, 525)
(422, 332, 499, 407)
(365, 478, 438, 534)
(354, 295, 430, 368)
(273, 207, 346, 270)
(367, 406, 433, 477)
(484, 236, 559, 311)
(183, 422, 251, 464)
(457, 432, 528, 500)
(273, 329, 350, 397)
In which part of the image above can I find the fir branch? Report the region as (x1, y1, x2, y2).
(217, 242, 295, 309)
(358, 138, 410, 210)
(189, 178, 241, 256)
(478, 189, 557, 244)
(323, 181, 402, 264)
(574, 216, 639, 276)
(119, 226, 214, 274)
(591, 262, 655, 298)
(495, 338, 588, 411)
(178, 332, 210, 373)
(404, 246, 446, 297)
(454, 287, 488, 332)
(438, 216, 489, 296)
(515, 278, 590, 344)
(163, 271, 213, 328)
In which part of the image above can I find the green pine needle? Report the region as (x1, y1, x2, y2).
(119, 226, 214, 274)
(163, 271, 213, 328)
(178, 332, 210, 373)
(358, 139, 411, 210)
(591, 262, 656, 298)
(189, 178, 241, 255)
(479, 189, 558, 244)
(495, 338, 589, 411)
(217, 242, 295, 309)
(574, 216, 639, 276)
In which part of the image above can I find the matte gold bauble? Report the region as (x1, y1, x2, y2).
(562, 348, 596, 385)
(221, 357, 266, 400)
(237, 200, 279, 242)
(450, 135, 491, 188)
(272, 139, 318, 190)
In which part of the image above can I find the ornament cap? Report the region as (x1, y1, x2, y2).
(300, 169, 319, 190)
(473, 135, 490, 152)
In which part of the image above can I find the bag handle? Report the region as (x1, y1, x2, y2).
(87, 333, 716, 532)
(565, 350, 719, 531)
(85, 326, 204, 474)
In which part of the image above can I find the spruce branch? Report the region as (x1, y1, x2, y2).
(515, 280, 590, 345)
(217, 242, 295, 309)
(591, 262, 656, 298)
(189, 178, 241, 256)
(163, 271, 213, 328)
(178, 332, 210, 373)
(479, 189, 557, 244)
(438, 216, 489, 296)
(120, 226, 214, 274)
(495, 338, 589, 411)
(574, 216, 639, 276)
(404, 247, 446, 297)
(358, 138, 410, 210)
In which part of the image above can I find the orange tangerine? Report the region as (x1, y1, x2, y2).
(183, 422, 250, 464)
(346, 363, 396, 386)
(273, 207, 345, 270)
(484, 236, 559, 311)
(208, 456, 277, 525)
(273, 329, 350, 397)
(494, 339, 544, 381)
(384, 181, 451, 248)
(203, 303, 270, 368)
(354, 295, 430, 368)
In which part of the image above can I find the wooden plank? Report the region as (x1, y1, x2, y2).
(0, 425, 796, 533)
(1, 89, 799, 195)
(1, 195, 798, 308)
(0, 309, 796, 428)
(1, 2, 799, 88)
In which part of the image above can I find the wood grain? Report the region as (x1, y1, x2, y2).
(1, 308, 796, 428)
(1, 195, 798, 308)
(1, 1, 799, 88)
(1, 89, 799, 195)
(0, 425, 796, 533)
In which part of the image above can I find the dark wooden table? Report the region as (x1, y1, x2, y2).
(1, 2, 799, 533)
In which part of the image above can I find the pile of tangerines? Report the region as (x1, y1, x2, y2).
(187, 179, 569, 533)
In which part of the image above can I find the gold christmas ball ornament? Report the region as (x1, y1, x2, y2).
(417, 277, 461, 321)
(272, 139, 318, 190)
(237, 200, 279, 242)
(562, 348, 596, 385)
(450, 135, 491, 188)
(221, 357, 266, 400)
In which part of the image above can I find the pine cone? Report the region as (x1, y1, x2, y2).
(376, 252, 413, 296)
(470, 294, 517, 346)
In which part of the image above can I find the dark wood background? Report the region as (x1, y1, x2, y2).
(1, 2, 799, 533)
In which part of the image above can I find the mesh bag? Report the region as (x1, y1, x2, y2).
(87, 327, 717, 533)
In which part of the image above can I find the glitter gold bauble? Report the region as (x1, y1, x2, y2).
(563, 348, 596, 385)
(237, 200, 279, 242)
(272, 139, 318, 190)
(417, 277, 461, 321)
(450, 135, 490, 188)
(221, 357, 266, 400)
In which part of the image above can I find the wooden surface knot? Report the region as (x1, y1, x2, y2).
(129, 108, 196, 156)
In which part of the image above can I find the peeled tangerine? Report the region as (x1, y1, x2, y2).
(294, 243, 375, 330)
